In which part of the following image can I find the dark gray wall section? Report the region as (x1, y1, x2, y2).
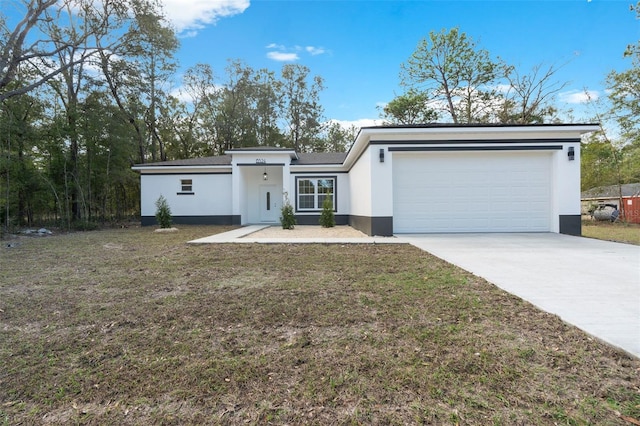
(141, 215, 241, 226)
(559, 215, 581, 236)
(349, 215, 393, 236)
(295, 214, 349, 226)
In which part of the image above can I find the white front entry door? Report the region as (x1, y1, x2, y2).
(259, 185, 278, 223)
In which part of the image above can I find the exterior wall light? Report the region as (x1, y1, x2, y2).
(568, 146, 575, 161)
(379, 148, 385, 163)
(263, 171, 268, 180)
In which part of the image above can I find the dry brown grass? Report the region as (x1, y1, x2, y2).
(1, 225, 639, 425)
(582, 220, 640, 245)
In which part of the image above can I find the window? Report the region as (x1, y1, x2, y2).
(179, 179, 193, 194)
(296, 177, 335, 211)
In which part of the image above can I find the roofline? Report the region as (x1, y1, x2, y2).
(225, 147, 299, 160)
(343, 123, 600, 169)
(132, 124, 601, 172)
(359, 123, 600, 130)
(132, 164, 231, 171)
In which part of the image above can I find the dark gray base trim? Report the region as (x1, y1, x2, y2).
(349, 215, 393, 237)
(559, 215, 581, 236)
(389, 145, 562, 152)
(141, 215, 241, 226)
(295, 214, 349, 226)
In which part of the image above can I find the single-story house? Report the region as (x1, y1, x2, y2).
(132, 123, 598, 236)
(581, 183, 640, 224)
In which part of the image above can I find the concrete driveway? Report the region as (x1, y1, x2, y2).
(402, 233, 640, 358)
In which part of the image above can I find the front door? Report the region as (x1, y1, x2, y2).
(259, 185, 278, 223)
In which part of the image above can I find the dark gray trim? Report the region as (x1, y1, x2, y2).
(140, 172, 232, 176)
(372, 138, 580, 145)
(360, 123, 596, 130)
(559, 215, 581, 236)
(292, 170, 348, 174)
(294, 175, 338, 213)
(176, 192, 195, 195)
(389, 145, 563, 152)
(237, 163, 286, 166)
(294, 214, 349, 226)
(141, 215, 241, 226)
(349, 215, 393, 237)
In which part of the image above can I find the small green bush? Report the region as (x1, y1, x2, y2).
(155, 195, 172, 228)
(319, 195, 335, 228)
(280, 194, 296, 230)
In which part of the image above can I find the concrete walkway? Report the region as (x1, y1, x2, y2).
(189, 227, 640, 357)
(188, 225, 402, 244)
(402, 233, 640, 358)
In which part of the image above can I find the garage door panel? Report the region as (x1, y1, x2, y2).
(393, 152, 552, 233)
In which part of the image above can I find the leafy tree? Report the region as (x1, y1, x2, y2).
(314, 121, 357, 152)
(213, 60, 260, 152)
(281, 64, 325, 152)
(603, 5, 640, 185)
(581, 131, 623, 191)
(0, 87, 47, 227)
(98, 0, 178, 163)
(401, 27, 502, 123)
(280, 193, 296, 230)
(607, 51, 640, 145)
(380, 90, 438, 124)
(154, 195, 172, 228)
(319, 195, 335, 228)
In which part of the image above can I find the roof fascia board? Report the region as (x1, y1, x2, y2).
(343, 124, 599, 170)
(290, 165, 347, 173)
(226, 149, 298, 160)
(132, 165, 231, 173)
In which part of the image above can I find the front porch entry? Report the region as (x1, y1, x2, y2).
(259, 184, 279, 223)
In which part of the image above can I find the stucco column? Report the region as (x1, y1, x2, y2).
(231, 162, 241, 222)
(282, 162, 291, 206)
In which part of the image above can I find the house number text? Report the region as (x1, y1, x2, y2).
(255, 158, 266, 164)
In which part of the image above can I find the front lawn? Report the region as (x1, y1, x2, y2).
(1, 226, 638, 424)
(582, 220, 640, 245)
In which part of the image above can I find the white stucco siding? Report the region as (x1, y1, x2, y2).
(553, 143, 582, 220)
(370, 146, 393, 217)
(140, 174, 232, 217)
(348, 148, 372, 217)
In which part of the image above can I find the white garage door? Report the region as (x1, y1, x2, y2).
(393, 151, 552, 233)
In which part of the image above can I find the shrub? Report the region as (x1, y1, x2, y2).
(280, 193, 296, 230)
(319, 195, 335, 228)
(155, 195, 172, 228)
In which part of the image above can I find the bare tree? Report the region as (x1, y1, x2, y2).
(0, 0, 125, 101)
(499, 63, 569, 124)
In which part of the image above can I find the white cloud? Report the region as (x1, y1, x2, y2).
(329, 118, 382, 130)
(306, 46, 326, 56)
(161, 0, 250, 35)
(170, 87, 195, 104)
(266, 43, 328, 62)
(266, 51, 299, 62)
(559, 90, 600, 104)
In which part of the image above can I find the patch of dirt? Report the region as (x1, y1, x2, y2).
(246, 225, 368, 238)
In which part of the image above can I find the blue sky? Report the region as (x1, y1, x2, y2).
(168, 0, 638, 127)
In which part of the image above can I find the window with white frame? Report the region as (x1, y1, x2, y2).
(296, 177, 335, 211)
(179, 179, 193, 194)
